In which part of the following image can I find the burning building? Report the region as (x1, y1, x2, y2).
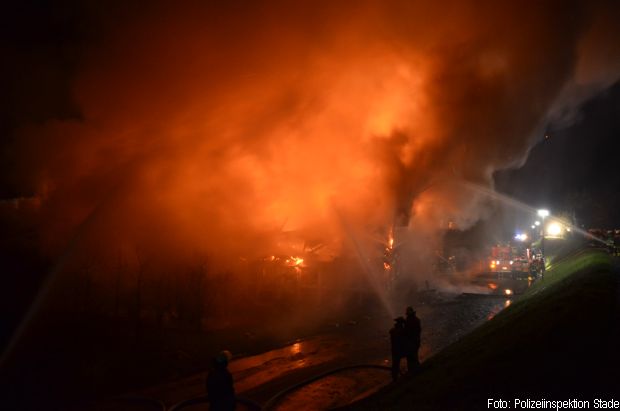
(2, 0, 620, 348)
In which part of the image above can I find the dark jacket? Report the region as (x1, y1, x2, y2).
(405, 313, 421, 350)
(206, 362, 236, 411)
(390, 323, 407, 357)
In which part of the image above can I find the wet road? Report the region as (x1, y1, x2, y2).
(133, 292, 512, 410)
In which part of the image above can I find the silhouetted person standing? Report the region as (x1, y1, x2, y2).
(390, 317, 407, 381)
(404, 306, 421, 374)
(206, 350, 236, 411)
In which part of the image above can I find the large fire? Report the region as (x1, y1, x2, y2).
(3, 4, 620, 409)
(5, 0, 620, 285)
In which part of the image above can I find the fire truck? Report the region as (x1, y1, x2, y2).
(469, 244, 535, 295)
(486, 244, 530, 277)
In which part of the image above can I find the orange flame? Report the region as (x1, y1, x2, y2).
(388, 229, 394, 250)
(286, 256, 304, 267)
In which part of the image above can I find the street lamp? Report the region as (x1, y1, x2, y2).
(537, 209, 550, 271)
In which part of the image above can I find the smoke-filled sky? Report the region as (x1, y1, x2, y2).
(2, 0, 620, 263)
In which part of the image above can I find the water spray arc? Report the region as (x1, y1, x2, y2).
(460, 181, 608, 245)
(333, 206, 396, 319)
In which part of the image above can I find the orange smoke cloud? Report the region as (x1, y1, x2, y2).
(9, 0, 620, 267)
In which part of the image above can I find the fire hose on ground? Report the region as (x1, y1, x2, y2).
(167, 364, 392, 411)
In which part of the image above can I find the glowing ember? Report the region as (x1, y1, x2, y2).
(286, 256, 304, 267)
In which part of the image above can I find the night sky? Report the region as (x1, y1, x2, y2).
(495, 79, 620, 228)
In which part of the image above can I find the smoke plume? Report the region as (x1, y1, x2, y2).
(6, 0, 620, 273)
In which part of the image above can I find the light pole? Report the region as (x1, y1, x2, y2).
(537, 209, 549, 271)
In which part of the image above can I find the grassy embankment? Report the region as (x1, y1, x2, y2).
(347, 249, 619, 410)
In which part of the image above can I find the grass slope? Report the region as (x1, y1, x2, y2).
(347, 250, 619, 410)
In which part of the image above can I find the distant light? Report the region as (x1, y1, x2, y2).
(537, 209, 550, 218)
(504, 289, 513, 296)
(547, 222, 562, 236)
(514, 233, 528, 242)
(531, 225, 536, 229)
(535, 221, 541, 226)
(291, 342, 301, 355)
(566, 227, 572, 232)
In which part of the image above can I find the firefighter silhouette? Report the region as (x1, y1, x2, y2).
(404, 306, 421, 373)
(390, 317, 406, 381)
(206, 350, 236, 411)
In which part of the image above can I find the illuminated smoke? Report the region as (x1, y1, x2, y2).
(8, 0, 620, 275)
